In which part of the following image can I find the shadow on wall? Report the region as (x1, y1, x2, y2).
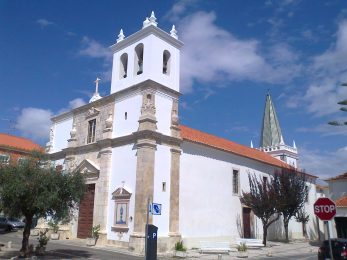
(236, 214, 244, 238)
(308, 216, 323, 241)
(267, 216, 284, 241)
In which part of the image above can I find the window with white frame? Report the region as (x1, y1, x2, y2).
(111, 187, 132, 232)
(18, 157, 29, 166)
(0, 154, 10, 164)
(87, 119, 96, 144)
(232, 169, 239, 195)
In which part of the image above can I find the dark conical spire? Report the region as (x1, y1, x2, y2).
(260, 94, 284, 147)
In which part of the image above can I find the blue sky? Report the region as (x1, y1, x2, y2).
(1, 0, 346, 179)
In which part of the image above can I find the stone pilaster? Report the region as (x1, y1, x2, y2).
(93, 141, 112, 243)
(129, 89, 157, 254)
(129, 138, 156, 253)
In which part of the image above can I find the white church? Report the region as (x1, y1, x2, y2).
(46, 12, 319, 252)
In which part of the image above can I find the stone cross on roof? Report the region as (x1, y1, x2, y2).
(89, 77, 102, 103)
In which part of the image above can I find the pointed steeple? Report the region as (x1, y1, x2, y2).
(260, 93, 284, 147)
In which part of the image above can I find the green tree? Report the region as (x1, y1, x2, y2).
(328, 82, 347, 126)
(274, 167, 308, 242)
(0, 153, 86, 256)
(241, 174, 280, 246)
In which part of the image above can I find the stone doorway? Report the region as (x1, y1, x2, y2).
(77, 184, 95, 238)
(243, 207, 252, 238)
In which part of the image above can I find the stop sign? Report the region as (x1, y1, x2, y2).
(314, 197, 336, 221)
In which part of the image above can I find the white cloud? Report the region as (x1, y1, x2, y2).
(299, 146, 347, 179)
(78, 37, 112, 81)
(178, 11, 301, 93)
(15, 108, 53, 141)
(16, 98, 87, 142)
(164, 0, 198, 22)
(301, 20, 347, 116)
(36, 18, 54, 28)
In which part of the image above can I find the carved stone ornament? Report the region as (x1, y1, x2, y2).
(74, 159, 100, 180)
(171, 100, 179, 126)
(86, 107, 100, 118)
(70, 123, 77, 139)
(141, 92, 156, 116)
(105, 112, 113, 129)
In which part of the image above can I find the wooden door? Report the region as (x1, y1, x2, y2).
(77, 184, 95, 238)
(243, 207, 251, 238)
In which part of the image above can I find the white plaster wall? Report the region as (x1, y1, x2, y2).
(155, 93, 172, 136)
(153, 145, 171, 236)
(113, 95, 142, 138)
(52, 116, 73, 152)
(111, 34, 180, 94)
(180, 141, 318, 246)
(107, 145, 137, 242)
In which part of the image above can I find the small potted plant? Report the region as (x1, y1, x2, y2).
(237, 242, 248, 258)
(86, 224, 100, 246)
(48, 219, 60, 240)
(174, 240, 187, 258)
(35, 228, 49, 255)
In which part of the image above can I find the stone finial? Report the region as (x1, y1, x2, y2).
(170, 25, 178, 39)
(143, 17, 150, 28)
(117, 29, 125, 43)
(148, 11, 158, 27)
(89, 77, 102, 103)
(251, 140, 254, 148)
(293, 140, 297, 149)
(70, 123, 77, 139)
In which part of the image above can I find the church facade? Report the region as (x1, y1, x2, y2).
(46, 12, 318, 252)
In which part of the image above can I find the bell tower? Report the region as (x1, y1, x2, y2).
(110, 11, 182, 94)
(259, 93, 299, 168)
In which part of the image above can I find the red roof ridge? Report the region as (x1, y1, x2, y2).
(0, 133, 43, 152)
(326, 172, 347, 182)
(179, 125, 316, 178)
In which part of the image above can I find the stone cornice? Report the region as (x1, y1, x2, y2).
(48, 130, 182, 160)
(52, 80, 180, 123)
(110, 25, 184, 53)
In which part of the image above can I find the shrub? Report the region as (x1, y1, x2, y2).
(237, 242, 247, 252)
(91, 224, 100, 239)
(175, 240, 187, 252)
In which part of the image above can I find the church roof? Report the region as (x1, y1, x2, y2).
(260, 94, 284, 148)
(0, 133, 42, 152)
(180, 125, 287, 169)
(335, 195, 347, 207)
(179, 125, 317, 178)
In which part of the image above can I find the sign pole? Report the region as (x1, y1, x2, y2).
(326, 221, 334, 260)
(145, 197, 150, 259)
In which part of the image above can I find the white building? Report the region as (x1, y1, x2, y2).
(325, 172, 347, 239)
(46, 12, 319, 253)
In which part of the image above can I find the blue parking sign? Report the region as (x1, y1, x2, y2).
(150, 203, 162, 215)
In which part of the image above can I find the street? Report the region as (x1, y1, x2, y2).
(0, 230, 319, 259)
(0, 231, 142, 260)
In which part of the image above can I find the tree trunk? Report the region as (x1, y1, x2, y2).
(262, 222, 268, 246)
(284, 220, 289, 242)
(20, 214, 33, 256)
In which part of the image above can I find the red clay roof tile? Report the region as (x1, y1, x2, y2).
(0, 133, 42, 152)
(179, 125, 316, 178)
(336, 195, 347, 207)
(326, 172, 347, 181)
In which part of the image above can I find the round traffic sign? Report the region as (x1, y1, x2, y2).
(314, 197, 336, 221)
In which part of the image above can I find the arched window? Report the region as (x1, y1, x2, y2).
(134, 43, 144, 75)
(119, 53, 128, 79)
(163, 50, 171, 75)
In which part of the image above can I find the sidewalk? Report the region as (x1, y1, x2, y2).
(0, 235, 319, 259)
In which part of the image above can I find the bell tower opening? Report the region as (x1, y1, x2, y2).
(163, 50, 171, 75)
(135, 43, 144, 75)
(120, 53, 128, 79)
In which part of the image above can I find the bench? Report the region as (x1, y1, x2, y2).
(235, 238, 264, 248)
(199, 241, 231, 254)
